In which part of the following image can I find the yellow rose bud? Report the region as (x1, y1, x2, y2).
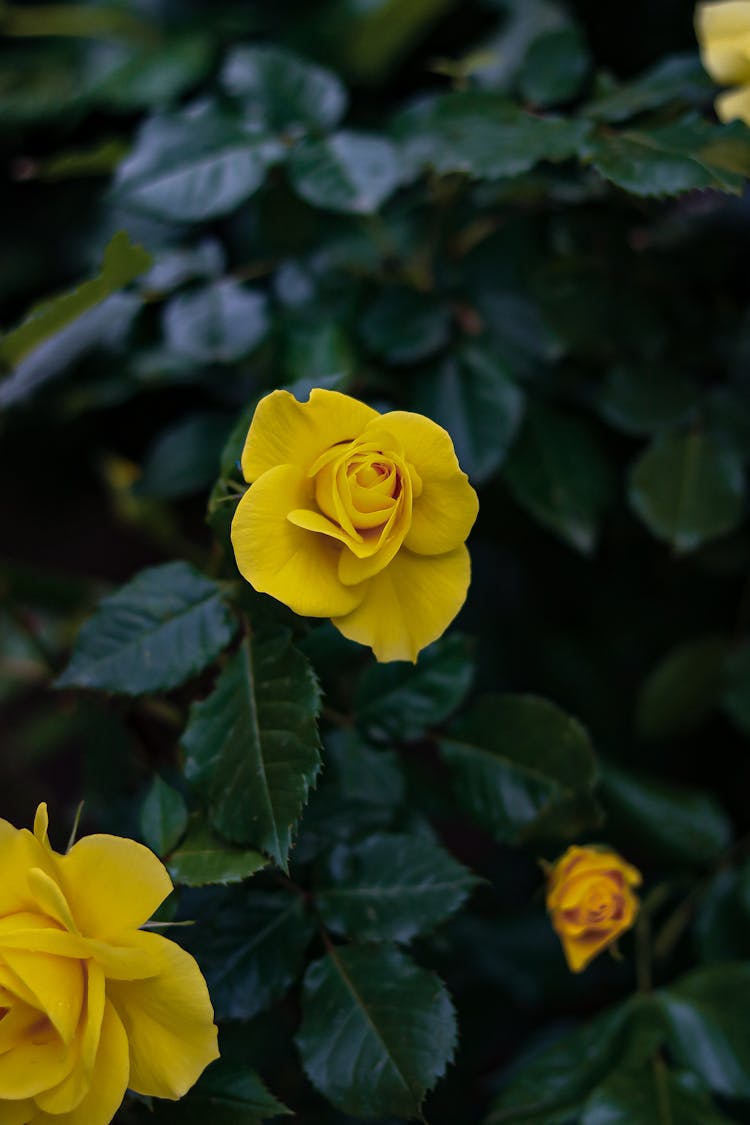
(545, 845, 642, 973)
(696, 1, 750, 124)
(0, 803, 219, 1125)
(230, 388, 479, 663)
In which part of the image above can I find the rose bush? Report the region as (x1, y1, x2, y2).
(545, 845, 642, 973)
(0, 804, 218, 1125)
(696, 0, 750, 122)
(230, 387, 479, 662)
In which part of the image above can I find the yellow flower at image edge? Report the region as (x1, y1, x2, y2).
(0, 804, 218, 1125)
(545, 845, 642, 973)
(230, 388, 479, 662)
(696, 1, 750, 124)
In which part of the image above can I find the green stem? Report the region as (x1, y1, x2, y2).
(652, 1055, 673, 1125)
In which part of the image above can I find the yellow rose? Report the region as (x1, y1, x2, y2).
(545, 845, 642, 973)
(696, 1, 750, 123)
(0, 803, 219, 1125)
(230, 388, 479, 662)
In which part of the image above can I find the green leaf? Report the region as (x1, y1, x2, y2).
(628, 431, 745, 553)
(83, 34, 213, 111)
(583, 117, 750, 198)
(156, 1060, 292, 1123)
(581, 1065, 732, 1125)
(487, 997, 663, 1124)
(394, 92, 590, 181)
(597, 364, 699, 436)
(661, 963, 750, 1100)
(167, 823, 267, 887)
(585, 53, 715, 124)
(359, 287, 451, 365)
(503, 402, 615, 554)
(722, 641, 750, 737)
(222, 45, 347, 134)
(635, 635, 729, 740)
(439, 694, 599, 845)
(115, 105, 275, 222)
(296, 945, 456, 1118)
(411, 345, 525, 482)
(141, 776, 188, 856)
(182, 627, 322, 869)
(599, 762, 731, 866)
(163, 281, 269, 364)
(137, 412, 233, 500)
(518, 26, 591, 108)
(182, 889, 314, 1020)
(56, 562, 237, 695)
(288, 130, 401, 214)
(324, 729, 406, 808)
(316, 832, 478, 941)
(0, 230, 150, 368)
(355, 634, 474, 742)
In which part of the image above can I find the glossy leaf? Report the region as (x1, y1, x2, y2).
(297, 945, 456, 1118)
(316, 831, 479, 941)
(395, 92, 590, 180)
(599, 762, 731, 866)
(359, 287, 451, 365)
(355, 633, 474, 742)
(503, 402, 615, 553)
(137, 412, 233, 500)
(439, 694, 599, 845)
(628, 432, 745, 553)
(115, 105, 275, 221)
(141, 776, 188, 856)
(0, 230, 150, 368)
(581, 1066, 732, 1125)
(635, 635, 729, 740)
(156, 1060, 292, 1123)
(168, 823, 267, 887)
(583, 117, 750, 198)
(662, 964, 750, 1099)
(222, 45, 347, 134)
(585, 53, 713, 123)
(163, 280, 269, 364)
(56, 562, 237, 695)
(411, 345, 525, 482)
(324, 729, 406, 808)
(182, 627, 322, 869)
(519, 26, 591, 108)
(182, 889, 314, 1020)
(288, 130, 401, 214)
(597, 364, 699, 436)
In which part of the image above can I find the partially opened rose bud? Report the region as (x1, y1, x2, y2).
(0, 803, 219, 1124)
(230, 387, 479, 663)
(545, 845, 642, 973)
(696, 1, 750, 124)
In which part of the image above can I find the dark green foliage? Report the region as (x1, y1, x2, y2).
(4, 2, 750, 1122)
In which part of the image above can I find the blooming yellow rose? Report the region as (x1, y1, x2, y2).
(545, 845, 642, 973)
(230, 388, 479, 662)
(0, 803, 219, 1125)
(696, 1, 750, 123)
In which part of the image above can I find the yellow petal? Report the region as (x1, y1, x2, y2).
(0, 947, 85, 1045)
(56, 834, 172, 940)
(0, 1028, 72, 1100)
(0, 1101, 35, 1125)
(27, 868, 78, 934)
(560, 929, 616, 973)
(696, 1, 750, 84)
(241, 388, 380, 482)
(0, 921, 160, 981)
(107, 930, 218, 1100)
(363, 411, 478, 555)
(34, 1000, 130, 1125)
(0, 829, 54, 919)
(716, 83, 750, 122)
(231, 464, 365, 617)
(333, 545, 471, 662)
(33, 962, 105, 1115)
